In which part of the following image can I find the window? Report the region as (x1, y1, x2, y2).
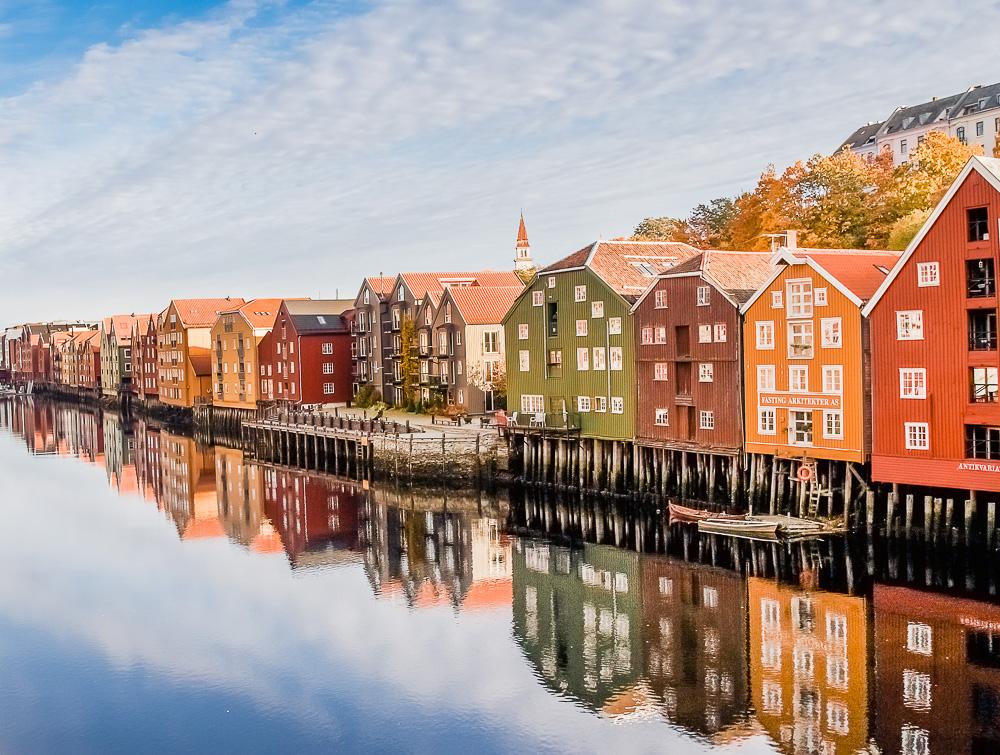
(609, 347, 623, 371)
(574, 285, 587, 302)
(969, 207, 989, 241)
(788, 321, 814, 358)
(972, 366, 999, 402)
(968, 258, 996, 297)
(576, 319, 588, 337)
(787, 279, 813, 318)
(823, 410, 843, 439)
(758, 365, 776, 391)
(917, 262, 939, 287)
(789, 365, 809, 392)
(518, 350, 530, 371)
(640, 326, 653, 345)
(654, 408, 669, 426)
(592, 347, 606, 370)
(714, 323, 727, 342)
(814, 287, 827, 306)
(978, 120, 985, 137)
(654, 362, 669, 381)
(611, 396, 624, 414)
(906, 622, 933, 655)
(699, 363, 713, 382)
(900, 138, 908, 155)
(547, 302, 558, 336)
(518, 323, 529, 340)
(896, 311, 924, 340)
(322, 363, 334, 374)
(654, 289, 668, 309)
(591, 301, 604, 318)
(654, 327, 666, 344)
(608, 317, 622, 335)
(958, 125, 967, 144)
(790, 410, 813, 445)
(577, 348, 589, 370)
(822, 365, 843, 394)
(577, 396, 591, 412)
(483, 331, 499, 354)
(699, 411, 714, 430)
(547, 276, 556, 288)
(699, 324, 712, 343)
(966, 425, 1000, 459)
(521, 394, 544, 413)
(594, 396, 607, 413)
(771, 290, 783, 308)
(323, 383, 335, 395)
(697, 286, 710, 306)
(905, 422, 929, 450)
(756, 321, 775, 349)
(820, 317, 842, 349)
(900, 368, 926, 399)
(531, 291, 543, 307)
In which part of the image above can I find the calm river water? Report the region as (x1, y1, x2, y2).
(1, 398, 998, 754)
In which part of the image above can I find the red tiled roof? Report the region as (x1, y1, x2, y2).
(516, 214, 529, 248)
(668, 250, 777, 304)
(223, 298, 286, 329)
(398, 270, 522, 299)
(108, 314, 153, 347)
(366, 276, 395, 298)
(544, 240, 700, 301)
(172, 298, 246, 328)
(447, 285, 524, 325)
(795, 249, 901, 302)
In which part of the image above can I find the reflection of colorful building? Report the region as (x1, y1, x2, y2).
(260, 466, 364, 567)
(102, 413, 137, 493)
(465, 517, 513, 610)
(214, 447, 273, 550)
(159, 431, 221, 539)
(642, 557, 748, 737)
(747, 578, 868, 755)
(512, 540, 644, 713)
(873, 585, 1000, 754)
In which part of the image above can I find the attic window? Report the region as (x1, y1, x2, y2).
(875, 265, 891, 275)
(317, 316, 327, 324)
(902, 117, 914, 129)
(631, 261, 656, 276)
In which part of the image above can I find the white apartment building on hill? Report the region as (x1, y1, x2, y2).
(839, 83, 1000, 165)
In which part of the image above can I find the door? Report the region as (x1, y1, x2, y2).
(675, 326, 690, 357)
(789, 410, 813, 446)
(484, 389, 495, 412)
(676, 362, 692, 397)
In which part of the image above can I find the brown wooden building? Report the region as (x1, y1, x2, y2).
(631, 251, 774, 501)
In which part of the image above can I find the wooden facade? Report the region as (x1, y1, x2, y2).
(210, 298, 283, 411)
(866, 157, 1000, 493)
(633, 251, 774, 454)
(350, 275, 394, 401)
(132, 314, 159, 400)
(742, 249, 897, 465)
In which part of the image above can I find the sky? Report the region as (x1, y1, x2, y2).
(2, 0, 1000, 324)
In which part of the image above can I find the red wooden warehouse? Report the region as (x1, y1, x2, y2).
(865, 156, 1000, 493)
(631, 250, 775, 500)
(264, 299, 355, 407)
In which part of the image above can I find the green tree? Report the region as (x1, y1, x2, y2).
(399, 316, 418, 405)
(630, 216, 692, 243)
(886, 208, 932, 250)
(687, 197, 737, 248)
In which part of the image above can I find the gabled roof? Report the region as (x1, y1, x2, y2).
(542, 240, 701, 302)
(837, 121, 884, 152)
(106, 314, 152, 347)
(366, 275, 395, 298)
(283, 299, 354, 333)
(445, 285, 524, 325)
(396, 270, 522, 300)
(171, 298, 246, 328)
(740, 248, 899, 313)
(633, 250, 776, 311)
(864, 156, 1000, 314)
(220, 298, 286, 330)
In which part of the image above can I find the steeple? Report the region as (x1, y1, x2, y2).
(514, 212, 534, 275)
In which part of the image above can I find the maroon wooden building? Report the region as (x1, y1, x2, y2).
(265, 299, 355, 406)
(132, 313, 159, 400)
(631, 251, 774, 501)
(865, 156, 1000, 494)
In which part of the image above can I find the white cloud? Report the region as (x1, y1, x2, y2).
(1, 0, 999, 323)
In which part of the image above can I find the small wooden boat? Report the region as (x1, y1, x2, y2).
(697, 518, 782, 538)
(669, 502, 744, 523)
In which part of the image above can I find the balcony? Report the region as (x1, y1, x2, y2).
(969, 310, 997, 351)
(968, 259, 996, 298)
(507, 412, 581, 432)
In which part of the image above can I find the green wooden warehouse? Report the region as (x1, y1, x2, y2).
(503, 240, 699, 490)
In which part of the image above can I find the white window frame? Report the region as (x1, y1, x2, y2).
(789, 365, 809, 393)
(653, 362, 669, 381)
(699, 410, 714, 430)
(814, 287, 828, 306)
(594, 396, 607, 413)
(757, 364, 776, 391)
(518, 323, 529, 340)
(531, 291, 544, 307)
(788, 320, 814, 359)
(758, 408, 777, 435)
(821, 317, 842, 349)
(899, 368, 927, 399)
(609, 347, 623, 371)
(610, 396, 624, 414)
(518, 350, 530, 372)
(771, 290, 783, 309)
(917, 262, 940, 287)
(576, 319, 588, 337)
(823, 410, 843, 440)
(822, 365, 843, 394)
(696, 286, 711, 306)
(756, 321, 775, 350)
(574, 285, 587, 302)
(698, 362, 714, 382)
(654, 408, 669, 426)
(608, 317, 622, 335)
(591, 300, 604, 318)
(698, 324, 712, 343)
(786, 278, 813, 318)
(896, 310, 924, 341)
(714, 323, 727, 342)
(654, 289, 668, 309)
(592, 347, 606, 370)
(905, 422, 929, 451)
(576, 348, 589, 371)
(547, 276, 556, 289)
(577, 396, 591, 412)
(521, 394, 544, 414)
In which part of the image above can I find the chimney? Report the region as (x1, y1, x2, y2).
(785, 230, 798, 250)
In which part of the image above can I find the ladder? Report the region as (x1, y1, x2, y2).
(807, 481, 822, 520)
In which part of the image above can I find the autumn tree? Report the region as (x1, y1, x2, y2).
(892, 131, 982, 214)
(686, 198, 737, 248)
(399, 316, 418, 406)
(631, 216, 692, 243)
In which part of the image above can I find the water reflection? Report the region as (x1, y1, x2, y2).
(6, 396, 1000, 753)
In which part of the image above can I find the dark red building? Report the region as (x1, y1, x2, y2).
(132, 313, 159, 400)
(866, 156, 1000, 493)
(263, 299, 355, 406)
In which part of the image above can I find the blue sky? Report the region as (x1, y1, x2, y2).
(2, 0, 1000, 323)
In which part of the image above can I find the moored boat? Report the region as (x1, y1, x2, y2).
(697, 517, 782, 538)
(668, 501, 744, 523)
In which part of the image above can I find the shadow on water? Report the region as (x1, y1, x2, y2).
(6, 396, 1000, 753)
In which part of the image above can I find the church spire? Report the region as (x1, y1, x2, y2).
(514, 212, 535, 280)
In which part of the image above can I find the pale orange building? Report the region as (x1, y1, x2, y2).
(157, 298, 245, 407)
(210, 298, 283, 410)
(747, 578, 869, 755)
(159, 431, 222, 540)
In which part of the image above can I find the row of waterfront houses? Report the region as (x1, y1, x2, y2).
(6, 158, 1000, 498)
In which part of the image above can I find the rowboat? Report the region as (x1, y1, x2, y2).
(697, 518, 782, 538)
(668, 502, 744, 523)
